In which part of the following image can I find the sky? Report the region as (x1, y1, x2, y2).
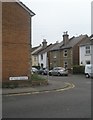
(21, 0, 92, 47)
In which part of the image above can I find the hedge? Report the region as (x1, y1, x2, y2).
(73, 65, 85, 74)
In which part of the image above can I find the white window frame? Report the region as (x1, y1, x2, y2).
(85, 45, 90, 55)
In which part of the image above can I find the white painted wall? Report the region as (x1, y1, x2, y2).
(80, 45, 92, 66)
(91, 44, 93, 64)
(38, 52, 47, 68)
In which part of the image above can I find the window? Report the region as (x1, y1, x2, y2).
(86, 61, 90, 64)
(41, 54, 43, 60)
(64, 61, 68, 68)
(53, 52, 57, 59)
(34, 56, 36, 61)
(64, 50, 68, 57)
(85, 46, 90, 54)
(54, 55, 57, 59)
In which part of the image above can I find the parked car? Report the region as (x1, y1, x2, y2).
(85, 64, 93, 78)
(31, 67, 38, 74)
(43, 68, 49, 75)
(38, 68, 49, 75)
(49, 67, 68, 76)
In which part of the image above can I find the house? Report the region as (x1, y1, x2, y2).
(91, 1, 93, 34)
(31, 39, 48, 68)
(32, 39, 58, 69)
(49, 32, 88, 70)
(2, 1, 35, 82)
(79, 35, 93, 66)
(91, 36, 93, 64)
(31, 44, 42, 67)
(0, 2, 2, 83)
(38, 43, 58, 69)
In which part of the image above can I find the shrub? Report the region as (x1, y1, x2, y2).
(73, 65, 85, 74)
(2, 74, 48, 88)
(31, 74, 46, 81)
(30, 74, 48, 86)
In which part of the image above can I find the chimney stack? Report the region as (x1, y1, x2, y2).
(42, 39, 47, 48)
(63, 31, 69, 45)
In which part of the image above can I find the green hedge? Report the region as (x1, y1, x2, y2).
(73, 65, 85, 74)
(31, 74, 46, 81)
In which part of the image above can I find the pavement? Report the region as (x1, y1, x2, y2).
(2, 79, 73, 95)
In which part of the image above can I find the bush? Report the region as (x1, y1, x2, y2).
(30, 74, 48, 86)
(73, 65, 85, 74)
(31, 74, 46, 81)
(2, 74, 48, 88)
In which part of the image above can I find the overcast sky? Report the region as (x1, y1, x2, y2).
(21, 0, 92, 47)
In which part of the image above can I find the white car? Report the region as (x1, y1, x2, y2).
(85, 64, 93, 78)
(49, 67, 68, 76)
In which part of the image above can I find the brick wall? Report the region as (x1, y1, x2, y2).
(0, 2, 2, 83)
(2, 2, 32, 82)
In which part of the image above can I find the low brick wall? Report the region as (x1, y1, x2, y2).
(2, 79, 48, 88)
(31, 80, 48, 86)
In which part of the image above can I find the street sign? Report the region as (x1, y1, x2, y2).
(9, 76, 28, 80)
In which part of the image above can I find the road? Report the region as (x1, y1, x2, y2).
(2, 75, 91, 118)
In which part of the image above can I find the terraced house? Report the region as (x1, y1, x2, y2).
(49, 32, 88, 70)
(79, 35, 93, 66)
(2, 1, 35, 82)
(32, 39, 58, 69)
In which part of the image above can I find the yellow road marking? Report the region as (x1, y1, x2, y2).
(5, 82, 75, 97)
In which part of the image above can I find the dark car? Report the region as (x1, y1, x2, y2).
(49, 67, 68, 76)
(38, 68, 49, 75)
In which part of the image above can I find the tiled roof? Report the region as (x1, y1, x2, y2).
(80, 35, 93, 46)
(32, 45, 42, 55)
(32, 43, 58, 55)
(49, 42, 62, 51)
(39, 43, 58, 54)
(50, 34, 88, 51)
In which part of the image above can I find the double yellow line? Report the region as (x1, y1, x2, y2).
(5, 82, 75, 97)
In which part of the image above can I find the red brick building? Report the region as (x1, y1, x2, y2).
(2, 1, 35, 82)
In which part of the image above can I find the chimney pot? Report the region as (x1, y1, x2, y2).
(63, 31, 69, 45)
(42, 39, 47, 47)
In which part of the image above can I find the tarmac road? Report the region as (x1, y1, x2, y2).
(2, 75, 91, 118)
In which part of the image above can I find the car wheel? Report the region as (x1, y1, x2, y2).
(65, 74, 68, 76)
(85, 74, 90, 78)
(49, 73, 52, 76)
(58, 72, 61, 76)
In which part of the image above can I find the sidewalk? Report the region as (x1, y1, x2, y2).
(2, 80, 68, 95)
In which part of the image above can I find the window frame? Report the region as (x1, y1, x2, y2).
(85, 45, 91, 55)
